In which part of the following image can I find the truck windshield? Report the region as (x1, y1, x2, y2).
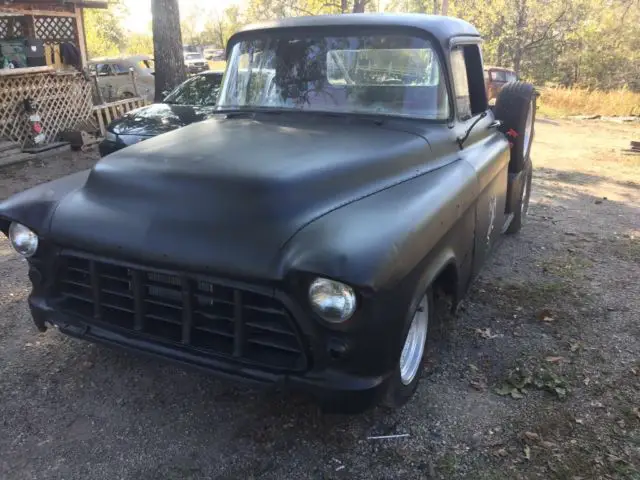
(217, 33, 449, 120)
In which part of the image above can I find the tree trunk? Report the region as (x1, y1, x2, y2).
(152, 0, 186, 102)
(440, 0, 449, 15)
(341, 0, 348, 13)
(352, 0, 367, 13)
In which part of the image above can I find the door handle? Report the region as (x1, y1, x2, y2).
(488, 120, 503, 129)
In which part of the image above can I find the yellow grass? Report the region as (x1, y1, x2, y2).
(208, 60, 226, 72)
(538, 87, 640, 118)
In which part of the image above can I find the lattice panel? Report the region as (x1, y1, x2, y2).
(34, 16, 76, 45)
(0, 72, 93, 148)
(0, 18, 25, 40)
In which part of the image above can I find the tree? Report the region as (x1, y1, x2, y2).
(151, 0, 187, 101)
(84, 0, 126, 58)
(199, 6, 244, 49)
(125, 33, 154, 55)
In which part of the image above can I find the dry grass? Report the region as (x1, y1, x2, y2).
(538, 87, 640, 117)
(208, 60, 226, 71)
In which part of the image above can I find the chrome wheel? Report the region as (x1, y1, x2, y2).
(523, 101, 534, 155)
(399, 295, 429, 385)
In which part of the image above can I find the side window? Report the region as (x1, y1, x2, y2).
(112, 63, 130, 75)
(96, 63, 112, 76)
(451, 48, 471, 119)
(450, 44, 488, 119)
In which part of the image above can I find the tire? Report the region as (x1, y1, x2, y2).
(506, 159, 533, 234)
(381, 287, 434, 409)
(494, 82, 537, 173)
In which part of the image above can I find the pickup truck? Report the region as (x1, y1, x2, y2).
(0, 14, 536, 413)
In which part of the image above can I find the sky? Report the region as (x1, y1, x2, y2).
(122, 0, 244, 33)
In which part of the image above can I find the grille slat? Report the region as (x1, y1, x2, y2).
(56, 254, 306, 371)
(132, 270, 145, 331)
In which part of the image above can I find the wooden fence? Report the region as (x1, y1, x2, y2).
(92, 97, 150, 137)
(0, 67, 93, 148)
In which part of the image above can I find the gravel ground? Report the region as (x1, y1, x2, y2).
(1, 120, 639, 479)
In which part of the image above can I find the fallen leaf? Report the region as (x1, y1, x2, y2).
(475, 328, 498, 339)
(541, 441, 557, 449)
(606, 454, 623, 464)
(523, 431, 540, 441)
(511, 390, 524, 399)
(633, 407, 640, 420)
(537, 309, 555, 322)
(470, 379, 487, 391)
(495, 448, 508, 457)
(545, 356, 565, 364)
(554, 387, 567, 399)
(575, 418, 584, 425)
(583, 377, 591, 386)
(524, 445, 531, 460)
(495, 384, 513, 396)
(570, 340, 582, 351)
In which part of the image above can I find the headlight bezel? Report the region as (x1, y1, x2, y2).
(308, 277, 358, 324)
(8, 222, 39, 258)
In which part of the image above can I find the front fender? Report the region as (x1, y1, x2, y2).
(0, 170, 90, 236)
(279, 159, 478, 292)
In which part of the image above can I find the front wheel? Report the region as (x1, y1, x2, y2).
(381, 287, 433, 409)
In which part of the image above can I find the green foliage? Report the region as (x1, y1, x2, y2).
(84, 0, 638, 90)
(392, 0, 640, 90)
(84, 0, 127, 59)
(125, 33, 154, 55)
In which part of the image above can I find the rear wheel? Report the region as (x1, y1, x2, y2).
(382, 287, 433, 409)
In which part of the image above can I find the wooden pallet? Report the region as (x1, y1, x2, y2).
(93, 98, 151, 137)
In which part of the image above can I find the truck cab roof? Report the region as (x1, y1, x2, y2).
(228, 13, 481, 55)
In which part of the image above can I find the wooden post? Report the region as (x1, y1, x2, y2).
(92, 75, 104, 104)
(74, 6, 88, 69)
(23, 15, 35, 38)
(129, 68, 139, 97)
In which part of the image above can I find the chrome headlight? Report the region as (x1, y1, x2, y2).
(104, 131, 117, 142)
(308, 278, 357, 323)
(8, 222, 39, 257)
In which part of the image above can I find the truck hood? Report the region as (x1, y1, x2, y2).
(49, 115, 439, 280)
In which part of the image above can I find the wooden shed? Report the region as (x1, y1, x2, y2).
(0, 0, 108, 158)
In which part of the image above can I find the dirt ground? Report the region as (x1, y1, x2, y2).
(1, 119, 638, 480)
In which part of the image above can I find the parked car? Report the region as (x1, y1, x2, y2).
(0, 14, 537, 413)
(204, 48, 225, 61)
(89, 55, 155, 102)
(184, 52, 209, 74)
(99, 70, 224, 157)
(484, 65, 518, 102)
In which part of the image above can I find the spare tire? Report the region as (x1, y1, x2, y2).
(494, 82, 537, 173)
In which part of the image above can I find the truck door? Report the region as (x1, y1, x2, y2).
(448, 43, 510, 277)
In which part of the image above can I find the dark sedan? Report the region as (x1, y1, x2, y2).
(99, 71, 223, 157)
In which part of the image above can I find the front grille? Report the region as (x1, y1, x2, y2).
(55, 254, 306, 371)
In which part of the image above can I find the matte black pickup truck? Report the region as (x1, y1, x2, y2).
(0, 14, 536, 412)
